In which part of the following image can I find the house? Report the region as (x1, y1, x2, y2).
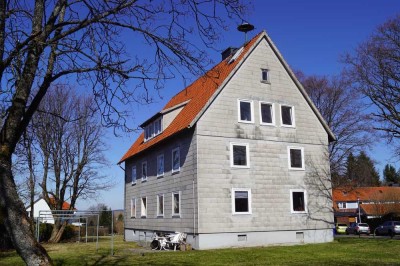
(119, 31, 336, 249)
(26, 197, 73, 224)
(333, 187, 400, 224)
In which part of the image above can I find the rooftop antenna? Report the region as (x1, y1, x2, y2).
(237, 22, 255, 42)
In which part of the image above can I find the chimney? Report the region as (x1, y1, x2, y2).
(221, 47, 238, 60)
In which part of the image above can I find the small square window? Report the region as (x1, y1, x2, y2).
(261, 69, 270, 83)
(157, 154, 164, 177)
(238, 100, 254, 123)
(157, 194, 164, 217)
(141, 197, 147, 217)
(230, 143, 250, 168)
(142, 161, 147, 181)
(131, 166, 137, 185)
(172, 147, 180, 173)
(288, 147, 304, 170)
(130, 198, 136, 218)
(232, 188, 252, 214)
(260, 102, 274, 125)
(281, 105, 295, 127)
(172, 192, 181, 216)
(291, 190, 307, 213)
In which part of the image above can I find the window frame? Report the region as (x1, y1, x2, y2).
(237, 99, 254, 123)
(144, 117, 163, 142)
(232, 188, 252, 215)
(172, 147, 180, 174)
(157, 194, 164, 217)
(131, 165, 137, 185)
(172, 191, 181, 217)
(141, 161, 148, 181)
(280, 104, 295, 127)
(141, 197, 147, 217)
(259, 101, 275, 126)
(130, 198, 136, 218)
(261, 68, 270, 83)
(338, 202, 347, 209)
(290, 189, 307, 214)
(157, 154, 164, 177)
(288, 146, 305, 170)
(230, 143, 250, 168)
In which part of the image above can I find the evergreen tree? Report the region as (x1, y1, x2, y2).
(346, 151, 380, 187)
(383, 164, 399, 185)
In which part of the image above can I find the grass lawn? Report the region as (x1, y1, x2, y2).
(1, 236, 400, 265)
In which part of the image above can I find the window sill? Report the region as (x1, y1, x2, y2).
(172, 170, 180, 175)
(232, 212, 252, 215)
(157, 175, 164, 179)
(141, 216, 147, 218)
(260, 123, 276, 127)
(131, 182, 137, 186)
(291, 211, 307, 214)
(281, 124, 296, 128)
(238, 120, 255, 124)
(157, 215, 164, 218)
(141, 179, 147, 183)
(172, 215, 181, 218)
(289, 167, 305, 171)
(260, 80, 271, 84)
(231, 165, 250, 169)
(130, 216, 136, 219)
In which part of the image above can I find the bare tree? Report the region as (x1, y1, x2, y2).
(30, 86, 111, 243)
(297, 72, 372, 185)
(0, 1, 246, 264)
(344, 15, 400, 153)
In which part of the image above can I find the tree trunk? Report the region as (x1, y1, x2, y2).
(0, 155, 53, 265)
(49, 219, 67, 243)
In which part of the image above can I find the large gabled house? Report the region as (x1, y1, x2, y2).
(119, 31, 336, 249)
(26, 197, 73, 224)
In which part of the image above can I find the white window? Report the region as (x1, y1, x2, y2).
(157, 154, 164, 177)
(172, 192, 181, 216)
(230, 143, 250, 168)
(232, 188, 252, 214)
(172, 147, 180, 173)
(238, 99, 254, 123)
(141, 161, 147, 181)
(131, 166, 137, 185)
(280, 105, 295, 127)
(141, 197, 147, 217)
(290, 189, 307, 213)
(130, 198, 136, 218)
(261, 69, 270, 83)
(157, 194, 164, 217)
(259, 102, 275, 125)
(144, 117, 163, 141)
(288, 147, 304, 170)
(338, 202, 347, 209)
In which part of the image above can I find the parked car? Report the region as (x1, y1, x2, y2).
(346, 223, 370, 235)
(335, 223, 348, 234)
(375, 221, 400, 237)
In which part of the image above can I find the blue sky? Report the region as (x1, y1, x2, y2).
(76, 0, 400, 210)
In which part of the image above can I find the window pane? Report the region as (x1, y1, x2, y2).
(141, 198, 147, 216)
(262, 69, 269, 81)
(261, 103, 272, 123)
(290, 149, 302, 168)
(157, 155, 164, 176)
(132, 166, 137, 183)
(172, 148, 180, 172)
(293, 192, 305, 212)
(235, 191, 249, 212)
(281, 106, 292, 125)
(142, 162, 147, 178)
(158, 195, 164, 215)
(240, 101, 251, 121)
(131, 199, 136, 217)
(173, 193, 180, 214)
(233, 145, 247, 166)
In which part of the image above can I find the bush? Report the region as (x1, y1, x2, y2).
(61, 225, 76, 241)
(39, 223, 53, 242)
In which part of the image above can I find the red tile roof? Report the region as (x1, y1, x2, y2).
(119, 30, 336, 163)
(119, 32, 264, 163)
(333, 187, 400, 202)
(49, 197, 73, 210)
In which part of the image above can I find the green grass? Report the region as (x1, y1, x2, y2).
(1, 236, 400, 265)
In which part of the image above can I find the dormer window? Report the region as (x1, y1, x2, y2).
(144, 117, 162, 141)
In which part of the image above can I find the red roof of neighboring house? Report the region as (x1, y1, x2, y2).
(119, 31, 335, 163)
(333, 187, 400, 202)
(49, 197, 73, 210)
(361, 203, 400, 216)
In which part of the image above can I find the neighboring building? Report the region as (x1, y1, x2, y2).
(333, 187, 400, 224)
(26, 198, 73, 224)
(119, 31, 336, 249)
